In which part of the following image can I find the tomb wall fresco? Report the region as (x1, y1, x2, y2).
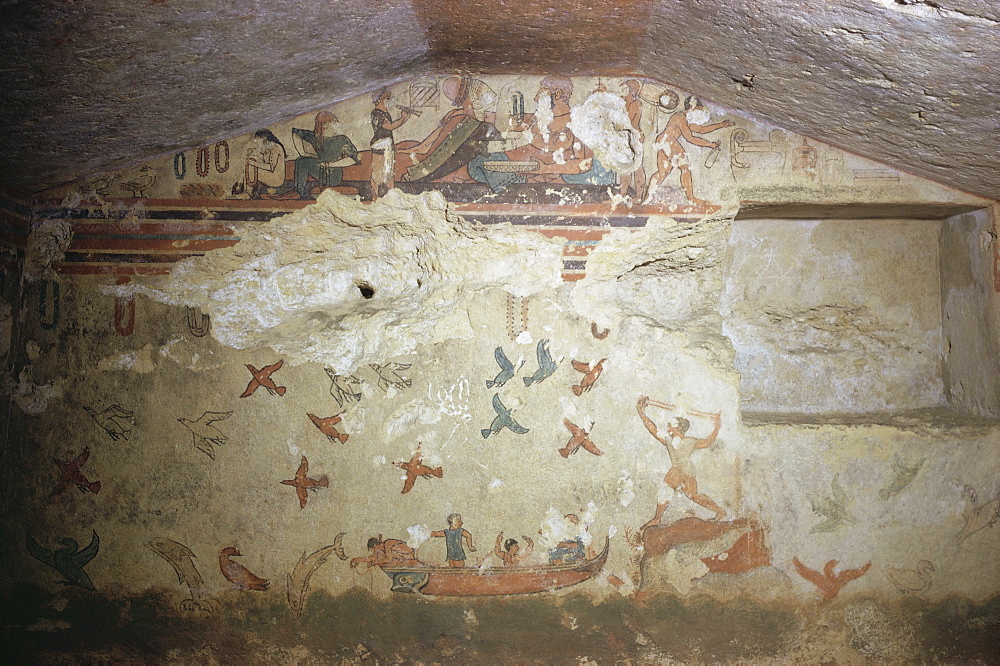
(3, 74, 999, 662)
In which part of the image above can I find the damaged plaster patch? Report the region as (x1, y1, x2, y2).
(98, 344, 158, 373)
(24, 220, 72, 282)
(7, 365, 62, 414)
(121, 190, 563, 373)
(569, 91, 643, 175)
(571, 214, 730, 330)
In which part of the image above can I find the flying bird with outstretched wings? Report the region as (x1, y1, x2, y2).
(559, 418, 603, 457)
(570, 359, 605, 396)
(241, 360, 286, 397)
(523, 339, 558, 386)
(486, 346, 520, 388)
(393, 445, 443, 493)
(792, 556, 870, 603)
(308, 412, 349, 444)
(178, 411, 233, 459)
(481, 393, 529, 439)
(52, 447, 101, 495)
(280, 456, 330, 509)
(369, 363, 412, 391)
(84, 404, 134, 441)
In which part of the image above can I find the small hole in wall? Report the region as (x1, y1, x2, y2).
(358, 284, 375, 299)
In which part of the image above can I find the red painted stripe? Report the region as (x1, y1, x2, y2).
(70, 222, 236, 235)
(562, 246, 593, 257)
(456, 202, 719, 216)
(65, 252, 197, 263)
(70, 238, 239, 252)
(534, 229, 612, 240)
(55, 263, 173, 276)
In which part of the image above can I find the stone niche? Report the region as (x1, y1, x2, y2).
(722, 203, 1000, 421)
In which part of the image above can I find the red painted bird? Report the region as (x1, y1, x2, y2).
(52, 447, 101, 495)
(280, 456, 329, 509)
(793, 557, 871, 603)
(240, 360, 286, 397)
(307, 412, 349, 444)
(559, 418, 603, 457)
(393, 445, 443, 494)
(218, 547, 269, 591)
(571, 359, 605, 396)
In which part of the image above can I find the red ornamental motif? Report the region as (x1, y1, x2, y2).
(196, 147, 210, 177)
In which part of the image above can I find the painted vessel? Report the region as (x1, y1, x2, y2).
(381, 539, 609, 596)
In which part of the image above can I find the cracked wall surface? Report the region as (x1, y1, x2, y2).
(3, 74, 1000, 662)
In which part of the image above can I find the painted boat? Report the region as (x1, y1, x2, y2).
(381, 538, 609, 596)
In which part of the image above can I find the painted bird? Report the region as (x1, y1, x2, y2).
(241, 360, 286, 397)
(810, 474, 853, 533)
(878, 456, 926, 501)
(369, 363, 412, 391)
(482, 393, 529, 439)
(486, 346, 520, 389)
(218, 546, 269, 591)
(52, 447, 101, 495)
(792, 557, 871, 603)
(325, 368, 362, 407)
(570, 358, 605, 396)
(307, 412, 349, 444)
(523, 339, 558, 386)
(26, 531, 100, 590)
(957, 484, 1000, 542)
(394, 445, 443, 493)
(280, 456, 329, 509)
(178, 411, 233, 459)
(119, 166, 156, 197)
(84, 404, 134, 441)
(885, 559, 935, 595)
(559, 418, 603, 457)
(146, 537, 212, 612)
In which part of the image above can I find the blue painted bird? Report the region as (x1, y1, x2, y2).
(481, 394, 530, 439)
(26, 531, 100, 590)
(523, 339, 558, 387)
(486, 346, 521, 389)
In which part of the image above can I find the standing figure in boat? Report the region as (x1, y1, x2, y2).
(494, 532, 533, 567)
(637, 397, 726, 528)
(349, 534, 421, 570)
(431, 513, 477, 567)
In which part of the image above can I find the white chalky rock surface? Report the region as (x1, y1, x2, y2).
(133, 189, 564, 373)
